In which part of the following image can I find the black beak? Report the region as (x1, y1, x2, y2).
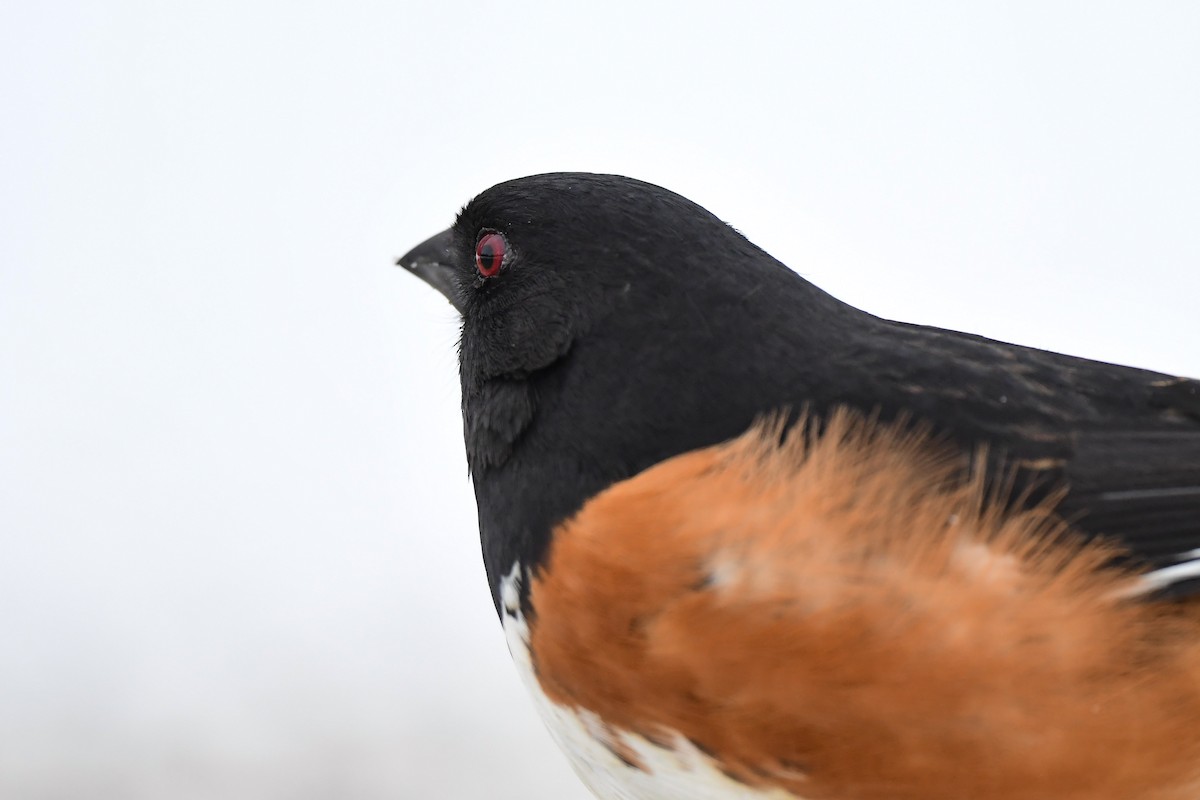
(396, 228, 464, 313)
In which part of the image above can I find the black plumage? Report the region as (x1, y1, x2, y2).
(399, 172, 1200, 608)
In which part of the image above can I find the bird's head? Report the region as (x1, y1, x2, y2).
(400, 173, 859, 474)
(398, 172, 870, 605)
(401, 172, 783, 384)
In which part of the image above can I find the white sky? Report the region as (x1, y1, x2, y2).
(2, 3, 1198, 798)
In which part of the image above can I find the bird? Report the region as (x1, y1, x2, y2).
(397, 172, 1200, 800)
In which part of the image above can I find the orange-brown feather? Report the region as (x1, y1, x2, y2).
(529, 409, 1200, 800)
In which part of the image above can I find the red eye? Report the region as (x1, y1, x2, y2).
(475, 232, 506, 278)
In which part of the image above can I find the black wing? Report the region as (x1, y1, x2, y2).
(1062, 425, 1200, 597)
(866, 323, 1200, 597)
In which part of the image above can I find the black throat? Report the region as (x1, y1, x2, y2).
(463, 272, 868, 615)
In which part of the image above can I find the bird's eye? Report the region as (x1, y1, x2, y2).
(475, 232, 506, 278)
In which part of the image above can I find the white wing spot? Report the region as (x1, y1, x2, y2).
(1122, 549, 1200, 597)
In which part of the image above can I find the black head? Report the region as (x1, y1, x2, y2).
(399, 172, 864, 610)
(406, 175, 793, 375)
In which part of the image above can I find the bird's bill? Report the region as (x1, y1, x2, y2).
(397, 227, 464, 312)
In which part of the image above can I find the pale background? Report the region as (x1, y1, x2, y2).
(2, 3, 1198, 798)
